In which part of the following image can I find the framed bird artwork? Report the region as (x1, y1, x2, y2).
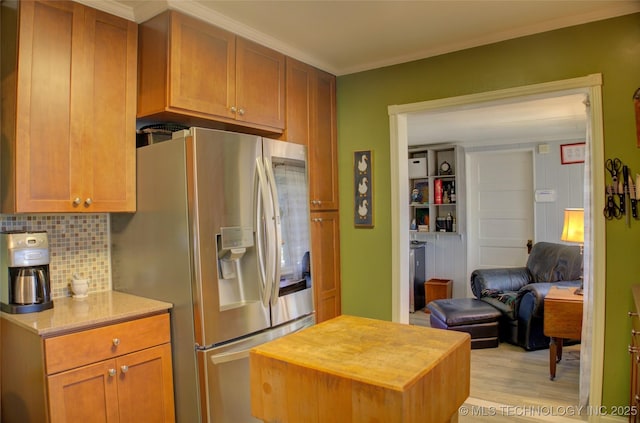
(354, 150, 373, 227)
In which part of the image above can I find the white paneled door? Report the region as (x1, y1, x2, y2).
(466, 149, 534, 296)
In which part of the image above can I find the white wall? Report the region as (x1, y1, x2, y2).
(466, 139, 585, 244)
(413, 138, 584, 301)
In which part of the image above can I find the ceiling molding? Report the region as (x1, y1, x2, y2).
(73, 1, 639, 76)
(338, 3, 640, 75)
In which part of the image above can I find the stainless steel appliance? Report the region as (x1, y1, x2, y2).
(111, 127, 314, 422)
(0, 231, 53, 314)
(409, 241, 426, 312)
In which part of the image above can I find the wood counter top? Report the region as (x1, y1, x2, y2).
(250, 314, 470, 423)
(1, 291, 172, 337)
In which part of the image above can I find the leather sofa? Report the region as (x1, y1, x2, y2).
(470, 242, 583, 350)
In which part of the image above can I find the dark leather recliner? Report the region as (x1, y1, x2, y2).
(470, 242, 583, 350)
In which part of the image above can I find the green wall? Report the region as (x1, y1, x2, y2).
(336, 13, 640, 408)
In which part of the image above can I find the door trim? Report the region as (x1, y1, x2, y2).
(388, 73, 605, 409)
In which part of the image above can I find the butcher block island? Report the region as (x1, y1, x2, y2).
(250, 315, 470, 423)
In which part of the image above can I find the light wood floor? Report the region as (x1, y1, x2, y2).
(410, 309, 586, 422)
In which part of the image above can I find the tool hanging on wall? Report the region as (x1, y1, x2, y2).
(604, 184, 622, 220)
(630, 173, 638, 219)
(604, 157, 639, 223)
(634, 88, 640, 148)
(604, 157, 628, 220)
(623, 165, 631, 226)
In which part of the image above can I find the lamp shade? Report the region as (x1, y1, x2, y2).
(560, 208, 584, 244)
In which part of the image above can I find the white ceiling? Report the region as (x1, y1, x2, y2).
(86, 0, 638, 144)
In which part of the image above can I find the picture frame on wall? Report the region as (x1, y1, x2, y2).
(354, 150, 373, 228)
(560, 142, 586, 164)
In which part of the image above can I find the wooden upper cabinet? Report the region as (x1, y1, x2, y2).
(279, 58, 338, 210)
(236, 37, 285, 130)
(279, 57, 313, 145)
(138, 10, 285, 133)
(167, 11, 236, 119)
(1, 0, 137, 213)
(309, 69, 339, 210)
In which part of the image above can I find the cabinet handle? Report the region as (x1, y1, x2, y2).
(635, 395, 640, 403)
(73, 197, 82, 206)
(629, 345, 639, 353)
(108, 368, 116, 377)
(238, 108, 245, 116)
(120, 365, 129, 373)
(230, 106, 237, 113)
(112, 338, 120, 346)
(313, 218, 323, 223)
(633, 329, 640, 336)
(84, 198, 92, 206)
(630, 312, 639, 317)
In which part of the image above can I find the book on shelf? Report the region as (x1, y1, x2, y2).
(434, 179, 442, 204)
(415, 208, 429, 227)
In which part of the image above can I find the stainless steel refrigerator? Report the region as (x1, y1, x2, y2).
(111, 127, 315, 423)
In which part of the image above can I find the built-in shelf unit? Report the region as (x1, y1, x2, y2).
(408, 145, 464, 240)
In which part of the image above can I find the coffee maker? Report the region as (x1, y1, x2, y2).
(0, 231, 53, 314)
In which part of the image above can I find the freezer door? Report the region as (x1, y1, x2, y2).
(191, 128, 271, 346)
(201, 314, 314, 423)
(262, 138, 314, 327)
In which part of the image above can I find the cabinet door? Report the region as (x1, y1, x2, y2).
(48, 359, 119, 423)
(310, 211, 342, 322)
(280, 57, 313, 145)
(169, 11, 236, 120)
(309, 70, 339, 210)
(82, 7, 137, 212)
(11, 1, 136, 213)
(117, 344, 176, 423)
(236, 37, 285, 130)
(13, 0, 84, 212)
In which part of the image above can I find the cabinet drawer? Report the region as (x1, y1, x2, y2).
(44, 313, 170, 374)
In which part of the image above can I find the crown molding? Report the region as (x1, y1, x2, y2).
(71, 1, 640, 76)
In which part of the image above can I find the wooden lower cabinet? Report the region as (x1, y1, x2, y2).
(1, 313, 175, 423)
(48, 344, 174, 423)
(310, 211, 342, 322)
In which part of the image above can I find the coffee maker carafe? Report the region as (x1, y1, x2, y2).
(0, 231, 53, 314)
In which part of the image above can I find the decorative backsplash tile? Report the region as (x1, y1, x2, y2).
(0, 214, 110, 298)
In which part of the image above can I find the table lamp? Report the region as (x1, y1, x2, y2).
(560, 208, 584, 294)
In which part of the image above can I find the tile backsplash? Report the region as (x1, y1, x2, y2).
(0, 214, 111, 298)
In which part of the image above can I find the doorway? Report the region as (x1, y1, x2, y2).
(388, 74, 605, 408)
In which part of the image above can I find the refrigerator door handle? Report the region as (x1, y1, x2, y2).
(256, 157, 274, 307)
(264, 157, 282, 306)
(208, 316, 314, 365)
(209, 349, 250, 365)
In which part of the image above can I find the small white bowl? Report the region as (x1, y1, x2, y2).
(71, 279, 89, 298)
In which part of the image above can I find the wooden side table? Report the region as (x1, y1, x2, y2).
(424, 279, 452, 313)
(543, 286, 583, 380)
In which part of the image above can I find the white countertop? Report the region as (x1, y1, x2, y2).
(1, 291, 173, 337)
